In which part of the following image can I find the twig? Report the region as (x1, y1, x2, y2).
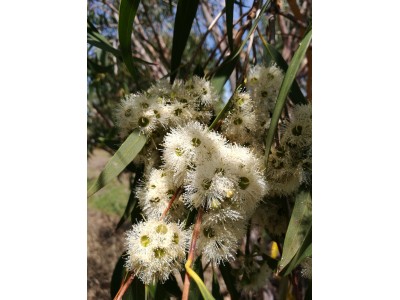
(161, 187, 183, 219)
(182, 208, 204, 300)
(276, 11, 307, 28)
(114, 272, 135, 300)
(202, 35, 227, 70)
(286, 0, 303, 22)
(187, 7, 226, 69)
(142, 2, 170, 68)
(240, 25, 256, 83)
(277, 14, 291, 61)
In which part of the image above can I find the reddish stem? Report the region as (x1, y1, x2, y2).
(161, 187, 182, 219)
(181, 208, 204, 300)
(113, 272, 135, 300)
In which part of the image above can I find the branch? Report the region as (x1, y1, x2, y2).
(187, 7, 226, 69)
(182, 208, 204, 300)
(113, 272, 135, 300)
(161, 187, 183, 219)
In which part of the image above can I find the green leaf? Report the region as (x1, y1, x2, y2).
(187, 258, 215, 300)
(282, 227, 311, 276)
(296, 240, 312, 266)
(87, 130, 147, 197)
(258, 33, 307, 105)
(118, 0, 141, 79)
(88, 17, 154, 66)
(210, 56, 239, 96)
(225, 0, 234, 52)
(278, 192, 312, 274)
(305, 280, 312, 300)
(219, 263, 240, 300)
(208, 91, 234, 130)
(264, 29, 312, 164)
(127, 276, 146, 300)
(170, 0, 200, 83)
(87, 58, 113, 73)
(188, 257, 204, 300)
(212, 272, 224, 300)
(116, 165, 145, 230)
(88, 21, 122, 59)
(211, 0, 271, 95)
(155, 278, 182, 299)
(184, 208, 198, 229)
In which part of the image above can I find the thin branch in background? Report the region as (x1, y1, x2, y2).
(187, 7, 226, 70)
(276, 11, 307, 28)
(286, 0, 303, 22)
(241, 26, 256, 82)
(277, 14, 291, 61)
(142, 2, 170, 68)
(252, 39, 258, 66)
(89, 101, 114, 129)
(208, 45, 230, 76)
(202, 36, 225, 70)
(201, 1, 228, 54)
(267, 13, 276, 44)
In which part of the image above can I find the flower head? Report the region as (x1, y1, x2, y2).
(125, 219, 189, 284)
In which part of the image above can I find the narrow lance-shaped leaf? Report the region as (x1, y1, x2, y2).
(188, 257, 203, 300)
(186, 258, 215, 300)
(282, 227, 311, 276)
(118, 0, 141, 79)
(264, 29, 312, 165)
(225, 0, 234, 52)
(87, 130, 147, 197)
(278, 191, 312, 273)
(257, 29, 307, 104)
(154, 277, 182, 299)
(87, 21, 155, 65)
(170, 0, 200, 83)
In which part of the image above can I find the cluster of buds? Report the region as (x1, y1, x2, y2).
(266, 103, 312, 196)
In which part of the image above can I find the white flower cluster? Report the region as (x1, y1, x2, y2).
(125, 219, 189, 284)
(119, 65, 311, 285)
(266, 103, 312, 196)
(221, 65, 285, 156)
(134, 121, 267, 264)
(114, 77, 218, 138)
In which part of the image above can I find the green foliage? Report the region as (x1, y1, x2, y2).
(87, 178, 129, 216)
(259, 33, 308, 105)
(118, 0, 141, 79)
(225, 0, 234, 52)
(170, 0, 200, 83)
(278, 191, 312, 274)
(87, 130, 147, 197)
(88, 1, 312, 299)
(264, 29, 312, 164)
